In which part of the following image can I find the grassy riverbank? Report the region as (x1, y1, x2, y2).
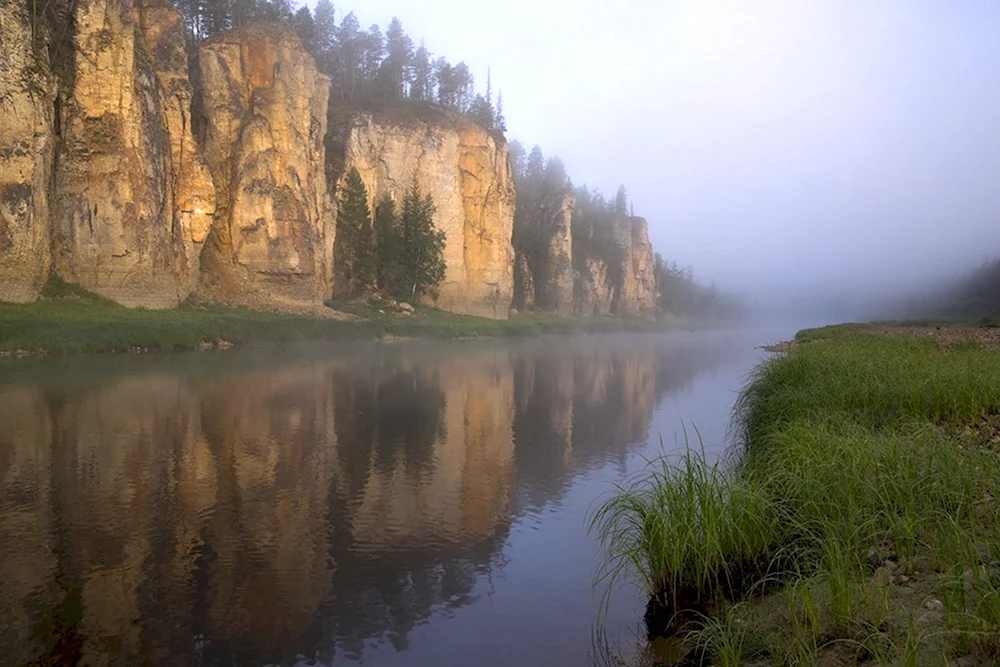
(593, 324, 1000, 665)
(0, 280, 659, 355)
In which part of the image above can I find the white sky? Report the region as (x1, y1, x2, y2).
(315, 0, 1000, 308)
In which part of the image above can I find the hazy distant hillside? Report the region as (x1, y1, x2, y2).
(894, 257, 1000, 322)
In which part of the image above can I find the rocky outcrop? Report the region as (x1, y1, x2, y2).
(0, 3, 56, 303)
(138, 1, 216, 265)
(513, 253, 534, 310)
(52, 0, 215, 308)
(613, 216, 657, 319)
(333, 107, 515, 318)
(199, 23, 334, 306)
(514, 190, 574, 314)
(575, 257, 613, 316)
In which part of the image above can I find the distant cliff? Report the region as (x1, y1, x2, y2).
(0, 1, 659, 321)
(511, 157, 658, 320)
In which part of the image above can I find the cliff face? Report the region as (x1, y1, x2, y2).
(199, 23, 334, 306)
(613, 216, 657, 319)
(1, 8, 660, 320)
(0, 3, 55, 303)
(516, 200, 657, 320)
(335, 109, 515, 318)
(52, 0, 214, 308)
(575, 257, 614, 316)
(138, 2, 217, 266)
(515, 191, 574, 314)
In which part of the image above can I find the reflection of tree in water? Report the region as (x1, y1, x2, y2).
(331, 350, 445, 486)
(0, 335, 743, 666)
(315, 351, 510, 661)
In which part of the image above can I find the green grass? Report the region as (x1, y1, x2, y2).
(0, 278, 660, 354)
(592, 325, 1000, 664)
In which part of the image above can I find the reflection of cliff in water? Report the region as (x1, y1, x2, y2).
(0, 334, 742, 665)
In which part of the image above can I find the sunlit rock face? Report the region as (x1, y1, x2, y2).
(613, 215, 657, 319)
(334, 108, 515, 318)
(0, 3, 55, 303)
(52, 0, 215, 307)
(199, 22, 334, 306)
(138, 1, 217, 267)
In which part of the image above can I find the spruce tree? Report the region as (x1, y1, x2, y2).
(336, 168, 376, 295)
(614, 184, 628, 215)
(494, 91, 507, 133)
(401, 179, 446, 300)
(374, 194, 402, 295)
(291, 6, 315, 54)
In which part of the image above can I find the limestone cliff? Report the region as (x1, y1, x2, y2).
(52, 0, 215, 307)
(332, 107, 515, 318)
(575, 257, 614, 316)
(513, 190, 574, 314)
(0, 3, 55, 303)
(613, 216, 657, 319)
(1, 8, 661, 320)
(138, 1, 216, 265)
(198, 23, 334, 306)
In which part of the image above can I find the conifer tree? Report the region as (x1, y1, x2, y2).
(291, 6, 315, 54)
(435, 58, 456, 108)
(338, 12, 362, 101)
(374, 194, 402, 294)
(336, 168, 376, 295)
(312, 0, 336, 72)
(495, 91, 507, 133)
(401, 179, 446, 299)
(382, 17, 413, 98)
(614, 184, 628, 215)
(411, 42, 433, 101)
(361, 24, 385, 93)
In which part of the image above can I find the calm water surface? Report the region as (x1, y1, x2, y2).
(0, 329, 789, 666)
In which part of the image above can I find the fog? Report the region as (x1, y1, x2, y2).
(330, 0, 1000, 319)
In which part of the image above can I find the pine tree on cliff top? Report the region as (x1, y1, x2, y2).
(400, 179, 446, 300)
(336, 168, 376, 295)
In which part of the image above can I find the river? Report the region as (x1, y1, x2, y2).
(0, 329, 788, 666)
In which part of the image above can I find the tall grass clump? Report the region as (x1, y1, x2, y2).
(590, 439, 782, 626)
(595, 325, 1000, 662)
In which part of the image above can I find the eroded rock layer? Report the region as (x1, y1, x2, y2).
(0, 3, 55, 303)
(199, 23, 334, 306)
(575, 257, 614, 316)
(336, 108, 515, 318)
(613, 216, 657, 319)
(53, 0, 214, 308)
